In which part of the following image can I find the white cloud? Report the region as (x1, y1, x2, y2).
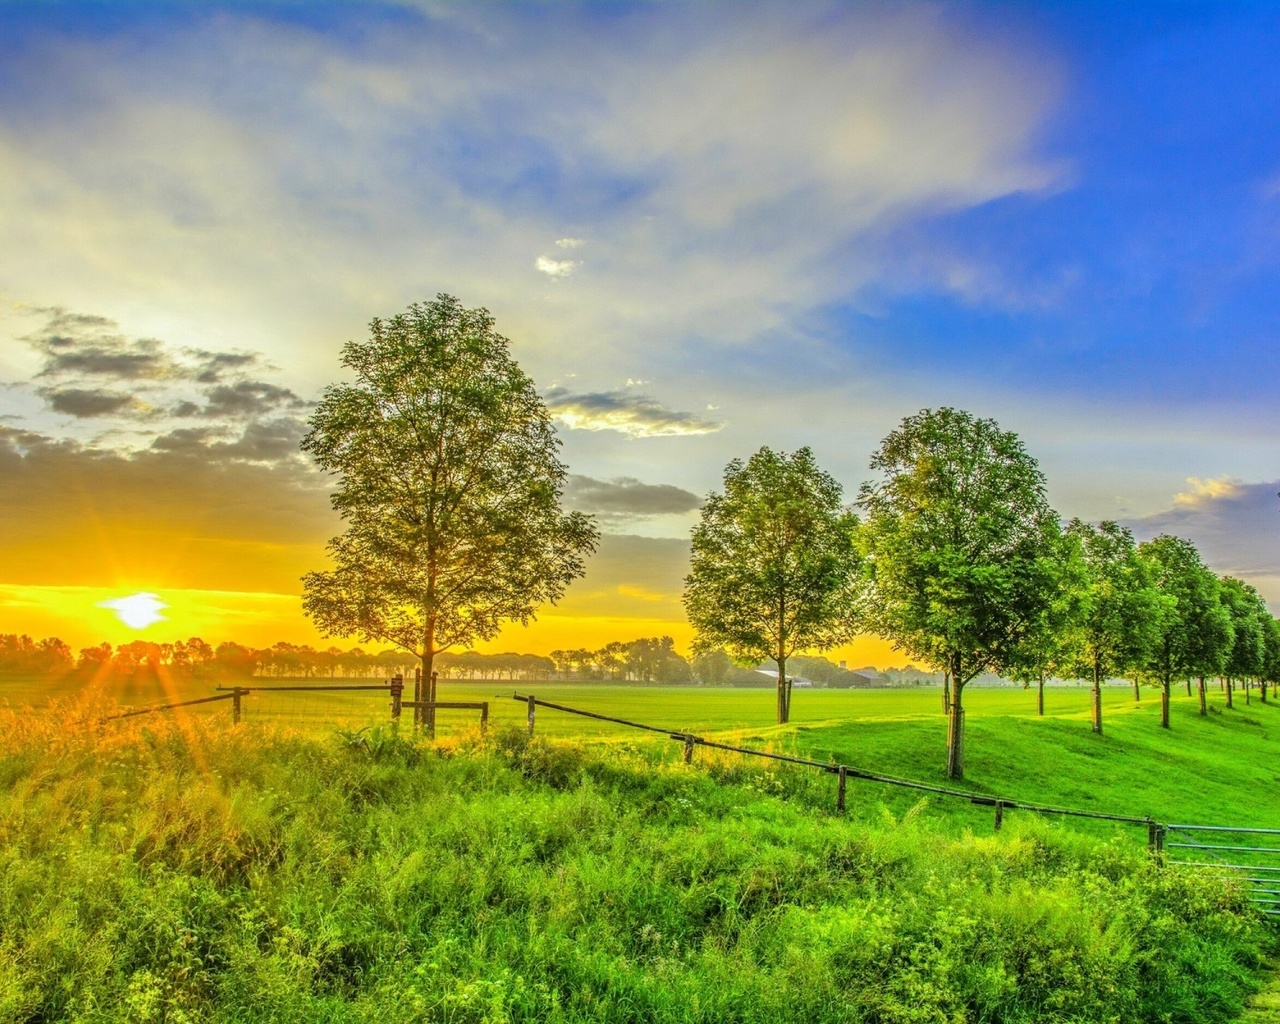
(1174, 476, 1246, 506)
(0, 3, 1064, 391)
(535, 256, 581, 278)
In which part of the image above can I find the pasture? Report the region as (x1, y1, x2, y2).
(0, 686, 1275, 1023)
(5, 674, 1279, 831)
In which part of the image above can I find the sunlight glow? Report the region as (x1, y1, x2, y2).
(98, 592, 168, 630)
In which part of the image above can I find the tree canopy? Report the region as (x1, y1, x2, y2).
(301, 295, 599, 678)
(1217, 574, 1267, 708)
(859, 407, 1061, 778)
(1064, 519, 1162, 734)
(1139, 535, 1232, 728)
(683, 446, 864, 724)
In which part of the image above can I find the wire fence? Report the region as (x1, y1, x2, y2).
(93, 673, 489, 736)
(511, 691, 1165, 846)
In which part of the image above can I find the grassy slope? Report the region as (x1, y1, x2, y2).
(4, 676, 1278, 826)
(0, 708, 1273, 1024)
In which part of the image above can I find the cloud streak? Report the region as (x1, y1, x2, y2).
(562, 473, 700, 530)
(545, 387, 722, 438)
(8, 304, 308, 437)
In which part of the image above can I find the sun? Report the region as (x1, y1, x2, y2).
(99, 592, 168, 630)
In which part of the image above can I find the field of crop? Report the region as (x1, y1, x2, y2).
(1, 676, 1277, 1022)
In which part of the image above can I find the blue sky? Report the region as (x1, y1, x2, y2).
(2, 1, 1279, 650)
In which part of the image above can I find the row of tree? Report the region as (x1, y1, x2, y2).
(0, 637, 422, 680)
(0, 634, 709, 684)
(683, 409, 1279, 779)
(288, 297, 1275, 781)
(548, 637, 691, 683)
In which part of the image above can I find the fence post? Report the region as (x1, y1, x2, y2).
(837, 765, 847, 812)
(527, 694, 536, 737)
(683, 735, 695, 764)
(480, 701, 489, 735)
(390, 674, 403, 722)
(994, 800, 1004, 831)
(232, 687, 242, 725)
(414, 667, 422, 729)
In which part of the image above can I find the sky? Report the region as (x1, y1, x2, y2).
(2, 0, 1280, 666)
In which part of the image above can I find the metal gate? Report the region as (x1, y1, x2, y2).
(1165, 824, 1280, 918)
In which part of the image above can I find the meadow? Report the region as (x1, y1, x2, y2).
(0, 678, 1277, 1021)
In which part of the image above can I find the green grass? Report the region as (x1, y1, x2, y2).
(0, 708, 1273, 1023)
(6, 676, 1279, 829)
(2, 676, 1278, 1021)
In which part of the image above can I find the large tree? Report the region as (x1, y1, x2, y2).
(683, 446, 864, 724)
(1063, 520, 1162, 735)
(1138, 536, 1232, 728)
(859, 408, 1061, 779)
(301, 295, 599, 682)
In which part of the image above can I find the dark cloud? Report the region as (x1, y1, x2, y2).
(37, 341, 169, 380)
(0, 423, 333, 589)
(1123, 478, 1280, 598)
(190, 380, 307, 419)
(24, 308, 174, 381)
(544, 387, 722, 437)
(148, 426, 225, 453)
(148, 417, 309, 465)
(39, 387, 137, 418)
(190, 350, 261, 384)
(14, 304, 311, 432)
(22, 307, 266, 387)
(564, 474, 700, 520)
(218, 418, 310, 463)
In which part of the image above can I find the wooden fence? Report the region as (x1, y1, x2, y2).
(512, 692, 1166, 849)
(98, 672, 488, 736)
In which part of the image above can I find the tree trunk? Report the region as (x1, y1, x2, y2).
(1037, 672, 1045, 717)
(776, 654, 788, 725)
(1091, 660, 1103, 735)
(421, 615, 437, 736)
(1262, 680, 1269, 703)
(1245, 679, 1251, 705)
(946, 670, 966, 780)
(1161, 678, 1170, 729)
(1132, 676, 1140, 702)
(1225, 677, 1234, 709)
(1198, 675, 1207, 716)
(942, 671, 950, 713)
(1185, 677, 1192, 697)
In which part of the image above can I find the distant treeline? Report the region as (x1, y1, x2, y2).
(0, 636, 535, 681)
(0, 632, 934, 687)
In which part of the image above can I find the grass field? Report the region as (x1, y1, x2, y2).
(0, 689, 1275, 1023)
(7, 675, 1276, 833)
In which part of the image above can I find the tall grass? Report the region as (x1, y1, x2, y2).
(0, 707, 1272, 1022)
